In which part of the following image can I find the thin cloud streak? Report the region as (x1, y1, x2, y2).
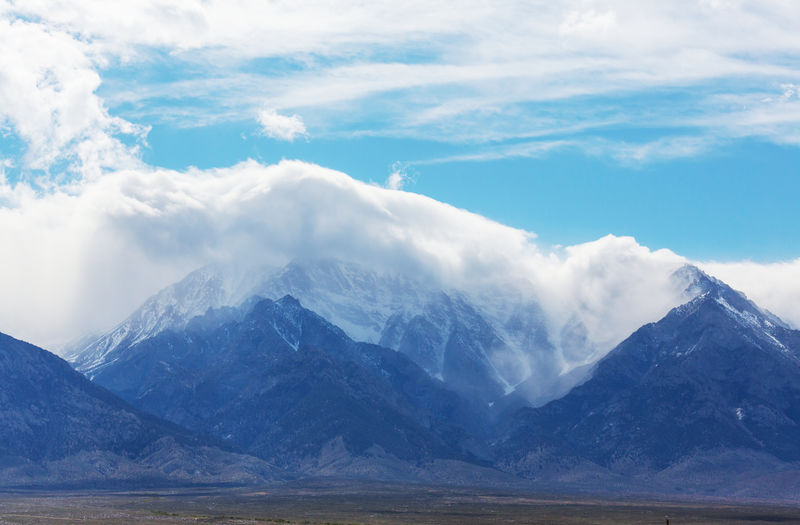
(3, 1, 800, 172)
(399, 135, 717, 167)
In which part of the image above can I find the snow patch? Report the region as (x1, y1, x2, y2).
(715, 296, 789, 353)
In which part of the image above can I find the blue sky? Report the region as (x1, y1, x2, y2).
(2, 1, 800, 346)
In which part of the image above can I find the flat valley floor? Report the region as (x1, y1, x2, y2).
(1, 480, 799, 524)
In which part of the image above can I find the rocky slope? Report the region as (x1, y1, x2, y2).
(0, 331, 280, 486)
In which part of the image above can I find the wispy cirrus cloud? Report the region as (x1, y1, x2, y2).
(396, 135, 716, 167)
(4, 0, 800, 174)
(405, 140, 573, 166)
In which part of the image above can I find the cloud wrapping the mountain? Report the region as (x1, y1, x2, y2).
(0, 159, 687, 355)
(0, 157, 798, 375)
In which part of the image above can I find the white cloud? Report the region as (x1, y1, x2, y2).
(0, 160, 528, 347)
(385, 162, 412, 190)
(0, 159, 692, 364)
(559, 9, 617, 38)
(599, 136, 718, 164)
(409, 140, 572, 165)
(536, 236, 687, 358)
(0, 16, 146, 177)
(403, 135, 715, 167)
(385, 171, 405, 190)
(256, 108, 307, 141)
(3, 1, 800, 159)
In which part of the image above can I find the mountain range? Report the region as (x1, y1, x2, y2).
(4, 259, 800, 497)
(68, 258, 700, 409)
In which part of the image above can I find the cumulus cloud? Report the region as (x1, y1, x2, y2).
(256, 108, 308, 141)
(385, 171, 405, 190)
(385, 162, 412, 190)
(0, 16, 146, 177)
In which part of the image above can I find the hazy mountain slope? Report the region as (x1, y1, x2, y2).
(254, 260, 528, 405)
(65, 264, 272, 374)
(0, 331, 279, 486)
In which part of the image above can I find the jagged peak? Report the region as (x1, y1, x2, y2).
(276, 294, 303, 309)
(245, 294, 342, 333)
(670, 264, 783, 324)
(671, 264, 724, 297)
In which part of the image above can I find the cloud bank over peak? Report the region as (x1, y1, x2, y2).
(0, 159, 683, 352)
(0, 160, 517, 346)
(699, 258, 800, 330)
(0, 158, 798, 369)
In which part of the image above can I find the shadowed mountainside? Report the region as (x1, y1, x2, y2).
(0, 332, 280, 486)
(88, 295, 501, 480)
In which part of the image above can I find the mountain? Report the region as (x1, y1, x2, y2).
(495, 266, 800, 496)
(86, 294, 498, 479)
(0, 331, 279, 486)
